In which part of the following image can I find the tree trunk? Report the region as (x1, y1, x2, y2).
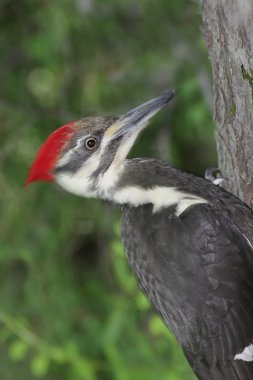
(202, 0, 253, 207)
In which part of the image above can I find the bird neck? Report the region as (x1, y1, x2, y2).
(99, 158, 208, 214)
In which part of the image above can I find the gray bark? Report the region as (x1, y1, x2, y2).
(202, 0, 253, 207)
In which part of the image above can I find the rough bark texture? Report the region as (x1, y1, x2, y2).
(202, 0, 253, 207)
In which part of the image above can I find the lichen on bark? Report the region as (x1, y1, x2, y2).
(241, 64, 253, 109)
(202, 0, 253, 207)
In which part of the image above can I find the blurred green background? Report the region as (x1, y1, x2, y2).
(0, 1, 216, 379)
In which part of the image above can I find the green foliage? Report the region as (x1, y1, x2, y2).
(0, 0, 216, 379)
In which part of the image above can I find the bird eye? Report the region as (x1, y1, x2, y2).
(85, 137, 97, 150)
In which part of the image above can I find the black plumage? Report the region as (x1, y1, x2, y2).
(120, 159, 253, 380)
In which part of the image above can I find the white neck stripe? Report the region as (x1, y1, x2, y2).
(110, 185, 207, 215)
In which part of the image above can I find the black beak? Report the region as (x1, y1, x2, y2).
(113, 90, 176, 139)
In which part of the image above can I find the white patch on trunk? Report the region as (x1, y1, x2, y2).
(234, 342, 253, 362)
(111, 185, 207, 214)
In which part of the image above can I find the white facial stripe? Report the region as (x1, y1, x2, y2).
(57, 149, 74, 167)
(55, 117, 147, 199)
(57, 136, 86, 167)
(55, 132, 113, 196)
(234, 342, 253, 362)
(56, 153, 100, 197)
(97, 133, 139, 196)
(111, 186, 207, 213)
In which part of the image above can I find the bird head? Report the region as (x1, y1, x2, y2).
(25, 90, 175, 199)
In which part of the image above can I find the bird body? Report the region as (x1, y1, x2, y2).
(120, 159, 253, 379)
(26, 91, 253, 379)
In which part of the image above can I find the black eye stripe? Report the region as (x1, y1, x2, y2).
(91, 135, 123, 178)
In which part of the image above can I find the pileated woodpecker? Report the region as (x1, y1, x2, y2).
(25, 91, 253, 380)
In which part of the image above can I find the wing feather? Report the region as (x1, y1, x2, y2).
(151, 204, 253, 377)
(121, 203, 253, 379)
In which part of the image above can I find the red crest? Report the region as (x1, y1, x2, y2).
(24, 122, 75, 186)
